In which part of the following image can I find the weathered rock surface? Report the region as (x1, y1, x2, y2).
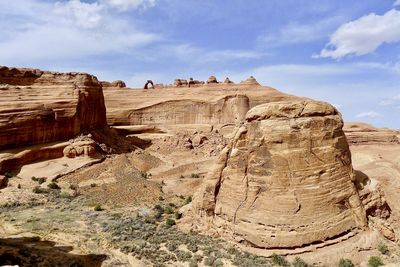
(104, 83, 298, 129)
(0, 175, 8, 189)
(0, 66, 107, 150)
(344, 122, 399, 145)
(240, 76, 260, 85)
(101, 80, 126, 88)
(189, 100, 369, 249)
(207, 75, 218, 84)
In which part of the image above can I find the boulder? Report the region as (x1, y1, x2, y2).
(190, 100, 369, 249)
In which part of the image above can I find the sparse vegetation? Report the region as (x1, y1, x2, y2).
(174, 211, 182, 220)
(377, 242, 389, 255)
(31, 176, 47, 184)
(338, 258, 354, 267)
(17, 184, 21, 189)
(4, 172, 16, 178)
(180, 175, 184, 179)
(293, 256, 310, 267)
(190, 173, 200, 178)
(94, 204, 103, 211)
(165, 218, 176, 227)
(90, 183, 97, 187)
(47, 182, 60, 190)
(185, 196, 192, 204)
(32, 186, 48, 194)
(271, 253, 289, 266)
(165, 205, 174, 214)
(368, 256, 383, 267)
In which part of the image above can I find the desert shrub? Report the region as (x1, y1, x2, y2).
(213, 258, 224, 267)
(377, 242, 389, 255)
(32, 186, 48, 194)
(187, 242, 198, 253)
(185, 196, 192, 204)
(166, 241, 178, 252)
(204, 256, 216, 266)
(94, 204, 103, 211)
(189, 259, 198, 267)
(180, 175, 184, 179)
(271, 253, 289, 266)
(165, 205, 174, 214)
(191, 173, 200, 178)
(158, 196, 164, 201)
(293, 256, 309, 267)
(175, 250, 192, 262)
(368, 256, 383, 267)
(165, 218, 176, 227)
(31, 177, 46, 184)
(17, 184, 21, 189)
(47, 182, 60, 190)
(174, 211, 182, 220)
(141, 172, 148, 179)
(4, 172, 16, 178)
(90, 183, 97, 187)
(338, 258, 354, 267)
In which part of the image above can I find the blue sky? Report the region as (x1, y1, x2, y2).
(0, 0, 399, 128)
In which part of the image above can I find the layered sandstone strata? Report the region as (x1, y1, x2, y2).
(344, 122, 399, 145)
(190, 100, 368, 248)
(0, 66, 107, 150)
(104, 83, 297, 128)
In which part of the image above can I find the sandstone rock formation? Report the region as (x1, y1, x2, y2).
(104, 83, 297, 129)
(189, 100, 369, 249)
(240, 76, 260, 85)
(207, 76, 218, 84)
(0, 66, 107, 150)
(174, 79, 188, 87)
(344, 122, 399, 145)
(224, 77, 234, 84)
(101, 80, 126, 88)
(0, 175, 8, 189)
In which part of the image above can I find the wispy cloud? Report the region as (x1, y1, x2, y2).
(356, 111, 382, 118)
(101, 0, 156, 11)
(380, 94, 400, 106)
(258, 16, 342, 47)
(394, 0, 400, 6)
(315, 9, 400, 59)
(0, 0, 159, 64)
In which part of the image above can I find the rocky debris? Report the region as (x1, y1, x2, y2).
(240, 76, 260, 85)
(192, 134, 208, 147)
(224, 77, 234, 84)
(0, 175, 8, 189)
(63, 140, 99, 158)
(0, 66, 107, 150)
(207, 76, 218, 84)
(189, 100, 370, 249)
(344, 122, 399, 145)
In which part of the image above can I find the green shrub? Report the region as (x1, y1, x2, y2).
(165, 218, 176, 227)
(4, 172, 16, 178)
(32, 186, 48, 194)
(158, 196, 164, 201)
(338, 258, 354, 267)
(293, 256, 309, 267)
(47, 182, 60, 190)
(191, 173, 200, 178)
(271, 253, 289, 266)
(377, 242, 389, 255)
(368, 256, 383, 267)
(90, 183, 97, 187)
(174, 211, 182, 220)
(165, 205, 174, 214)
(31, 177, 46, 184)
(94, 204, 103, 211)
(185, 196, 192, 204)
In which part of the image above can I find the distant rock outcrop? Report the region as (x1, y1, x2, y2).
(240, 76, 260, 85)
(207, 76, 218, 84)
(0, 66, 107, 151)
(344, 122, 399, 145)
(101, 80, 126, 88)
(189, 100, 370, 249)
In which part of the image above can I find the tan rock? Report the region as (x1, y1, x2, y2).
(207, 76, 218, 84)
(63, 140, 98, 158)
(224, 77, 234, 84)
(240, 76, 260, 85)
(344, 122, 399, 145)
(189, 100, 369, 249)
(0, 66, 107, 150)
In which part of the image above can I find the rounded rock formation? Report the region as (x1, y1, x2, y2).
(207, 76, 218, 84)
(190, 100, 368, 249)
(240, 76, 260, 85)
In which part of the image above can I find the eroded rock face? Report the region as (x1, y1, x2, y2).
(191, 100, 368, 249)
(344, 122, 399, 145)
(0, 66, 107, 150)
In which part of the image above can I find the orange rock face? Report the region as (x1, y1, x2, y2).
(190, 100, 368, 249)
(0, 66, 107, 150)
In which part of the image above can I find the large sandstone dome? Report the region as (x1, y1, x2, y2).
(190, 100, 368, 249)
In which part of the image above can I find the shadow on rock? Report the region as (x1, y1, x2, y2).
(0, 237, 107, 267)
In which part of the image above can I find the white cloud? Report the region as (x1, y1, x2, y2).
(0, 0, 159, 64)
(258, 16, 342, 46)
(356, 111, 382, 118)
(380, 94, 400, 106)
(316, 9, 400, 59)
(394, 0, 400, 6)
(102, 0, 156, 11)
